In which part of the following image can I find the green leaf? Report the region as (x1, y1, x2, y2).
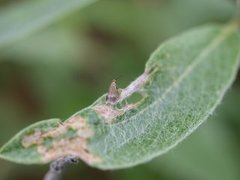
(151, 114, 240, 180)
(0, 23, 240, 169)
(0, 0, 96, 48)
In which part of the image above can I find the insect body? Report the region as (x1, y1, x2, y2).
(106, 79, 121, 105)
(106, 66, 157, 105)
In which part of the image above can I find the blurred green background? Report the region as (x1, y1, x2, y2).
(0, 0, 240, 179)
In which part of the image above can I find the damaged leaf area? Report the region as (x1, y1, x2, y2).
(21, 115, 101, 164)
(1, 23, 240, 169)
(0, 116, 101, 165)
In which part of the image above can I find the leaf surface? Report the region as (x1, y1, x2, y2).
(0, 23, 240, 169)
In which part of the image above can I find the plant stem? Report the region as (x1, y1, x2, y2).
(43, 155, 79, 180)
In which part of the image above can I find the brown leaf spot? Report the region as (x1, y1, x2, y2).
(21, 116, 102, 164)
(40, 137, 101, 164)
(95, 104, 135, 123)
(22, 129, 43, 148)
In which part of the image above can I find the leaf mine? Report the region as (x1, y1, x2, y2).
(1, 24, 240, 169)
(22, 129, 43, 148)
(94, 66, 157, 124)
(94, 104, 135, 124)
(21, 115, 101, 164)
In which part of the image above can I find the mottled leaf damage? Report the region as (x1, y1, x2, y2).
(95, 66, 157, 123)
(21, 116, 101, 164)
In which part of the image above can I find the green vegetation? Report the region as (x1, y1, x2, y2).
(0, 0, 239, 180)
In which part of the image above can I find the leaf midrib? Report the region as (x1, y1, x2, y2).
(105, 25, 237, 151)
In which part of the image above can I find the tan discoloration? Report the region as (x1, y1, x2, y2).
(95, 104, 135, 124)
(22, 129, 43, 148)
(98, 67, 156, 124)
(105, 68, 155, 106)
(42, 116, 90, 139)
(21, 116, 101, 164)
(40, 137, 101, 163)
(42, 124, 67, 139)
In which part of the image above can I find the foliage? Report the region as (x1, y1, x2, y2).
(0, 0, 239, 180)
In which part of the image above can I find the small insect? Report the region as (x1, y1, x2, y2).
(106, 66, 157, 105)
(106, 79, 122, 105)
